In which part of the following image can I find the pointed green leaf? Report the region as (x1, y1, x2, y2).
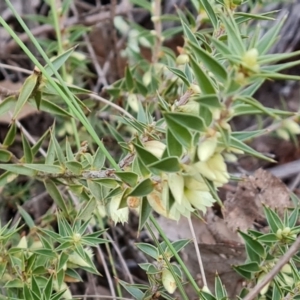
(13, 73, 38, 120)
(23, 284, 33, 300)
(192, 94, 222, 108)
(237, 261, 261, 273)
(133, 143, 158, 165)
(65, 161, 82, 175)
(51, 132, 65, 165)
(168, 67, 190, 87)
(118, 279, 145, 300)
(45, 137, 56, 165)
(87, 180, 104, 200)
(3, 122, 17, 147)
(238, 231, 265, 258)
(58, 252, 69, 272)
(257, 16, 286, 55)
(288, 208, 299, 228)
(34, 90, 42, 110)
(263, 206, 284, 233)
(215, 275, 227, 299)
(38, 99, 72, 117)
(22, 132, 33, 163)
(77, 197, 97, 221)
(135, 243, 158, 259)
(0, 96, 16, 118)
(257, 233, 278, 243)
(125, 67, 134, 91)
(44, 47, 75, 76)
(32, 129, 50, 157)
(129, 178, 154, 197)
(181, 20, 198, 45)
(164, 112, 205, 132)
(23, 164, 63, 174)
(189, 55, 216, 94)
(199, 0, 218, 29)
(230, 136, 276, 162)
(44, 274, 54, 300)
(232, 265, 252, 280)
(209, 36, 231, 56)
(148, 157, 181, 173)
(18, 205, 35, 229)
(234, 96, 277, 118)
(188, 41, 227, 83)
(0, 164, 36, 176)
(138, 196, 153, 231)
(92, 147, 106, 169)
(164, 115, 192, 148)
(44, 179, 68, 214)
(167, 128, 183, 157)
(115, 171, 139, 187)
(0, 149, 12, 162)
(221, 14, 245, 55)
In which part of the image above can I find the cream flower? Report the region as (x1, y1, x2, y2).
(184, 189, 215, 213)
(197, 136, 218, 162)
(162, 268, 177, 294)
(109, 194, 129, 224)
(194, 153, 229, 186)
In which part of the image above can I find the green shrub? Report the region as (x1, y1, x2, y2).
(0, 0, 300, 299)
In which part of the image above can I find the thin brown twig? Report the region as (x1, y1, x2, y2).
(151, 0, 162, 63)
(243, 235, 300, 300)
(188, 217, 207, 287)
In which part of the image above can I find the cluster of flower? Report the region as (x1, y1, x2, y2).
(108, 135, 231, 223)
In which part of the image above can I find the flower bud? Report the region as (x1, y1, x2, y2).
(128, 94, 139, 112)
(281, 264, 292, 274)
(162, 268, 177, 294)
(143, 71, 152, 86)
(224, 153, 238, 163)
(211, 108, 221, 120)
(71, 51, 86, 61)
(197, 136, 218, 162)
(282, 227, 291, 236)
(242, 48, 259, 68)
(17, 236, 28, 249)
(190, 84, 201, 94)
(276, 228, 283, 239)
(176, 54, 189, 65)
(276, 128, 290, 141)
(73, 233, 81, 243)
(257, 273, 270, 295)
(283, 119, 300, 135)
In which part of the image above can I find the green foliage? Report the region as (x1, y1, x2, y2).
(0, 0, 300, 299)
